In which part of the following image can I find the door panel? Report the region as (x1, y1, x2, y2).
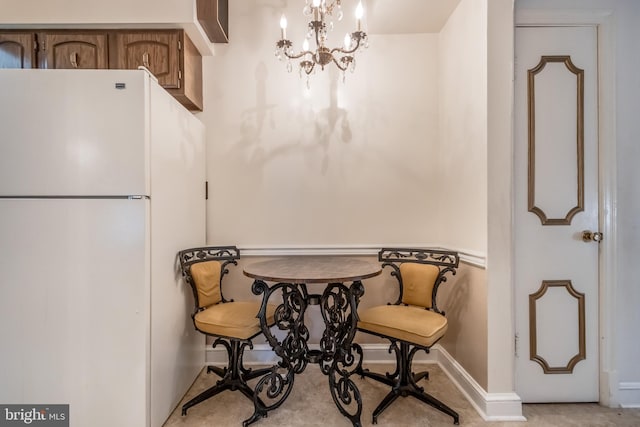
(110, 31, 181, 89)
(0, 32, 36, 68)
(39, 32, 108, 69)
(515, 26, 599, 402)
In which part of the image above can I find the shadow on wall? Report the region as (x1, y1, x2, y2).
(234, 61, 352, 177)
(437, 263, 488, 389)
(439, 266, 471, 354)
(241, 61, 276, 141)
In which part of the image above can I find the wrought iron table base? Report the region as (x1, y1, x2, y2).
(242, 280, 365, 427)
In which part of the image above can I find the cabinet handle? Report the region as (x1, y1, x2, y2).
(142, 52, 150, 69)
(70, 52, 78, 68)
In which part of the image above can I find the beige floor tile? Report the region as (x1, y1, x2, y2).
(163, 363, 640, 427)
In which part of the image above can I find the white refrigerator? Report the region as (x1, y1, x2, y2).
(0, 69, 206, 427)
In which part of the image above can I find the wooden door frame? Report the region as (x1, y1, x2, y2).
(514, 8, 618, 406)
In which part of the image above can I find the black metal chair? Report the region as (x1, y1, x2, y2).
(178, 246, 276, 416)
(356, 248, 460, 425)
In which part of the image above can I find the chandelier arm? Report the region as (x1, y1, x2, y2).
(330, 38, 361, 56)
(284, 49, 315, 60)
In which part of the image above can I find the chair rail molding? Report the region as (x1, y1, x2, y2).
(238, 244, 487, 269)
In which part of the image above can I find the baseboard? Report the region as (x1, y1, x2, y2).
(357, 343, 438, 364)
(204, 343, 438, 365)
(205, 343, 276, 365)
(205, 343, 524, 420)
(619, 382, 640, 408)
(435, 346, 526, 421)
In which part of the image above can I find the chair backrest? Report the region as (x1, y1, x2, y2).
(178, 246, 240, 310)
(399, 262, 440, 308)
(190, 260, 223, 307)
(379, 248, 459, 314)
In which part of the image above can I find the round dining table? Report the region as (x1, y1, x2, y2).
(241, 256, 381, 427)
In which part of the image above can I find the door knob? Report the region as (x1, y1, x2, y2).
(582, 230, 603, 243)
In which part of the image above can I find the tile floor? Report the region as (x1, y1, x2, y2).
(163, 363, 640, 427)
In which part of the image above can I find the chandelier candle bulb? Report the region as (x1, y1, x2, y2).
(313, 0, 321, 20)
(355, 1, 363, 31)
(344, 33, 351, 49)
(280, 14, 287, 39)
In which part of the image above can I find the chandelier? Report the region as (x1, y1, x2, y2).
(275, 0, 369, 82)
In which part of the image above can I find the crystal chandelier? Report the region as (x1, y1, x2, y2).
(275, 0, 369, 83)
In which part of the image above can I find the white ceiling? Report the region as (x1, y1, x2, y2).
(364, 0, 462, 34)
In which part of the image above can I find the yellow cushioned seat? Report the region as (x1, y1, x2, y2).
(358, 304, 447, 348)
(195, 301, 277, 340)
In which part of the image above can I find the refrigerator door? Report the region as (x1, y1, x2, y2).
(0, 198, 151, 427)
(0, 69, 150, 197)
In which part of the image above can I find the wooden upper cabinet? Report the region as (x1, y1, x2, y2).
(0, 32, 36, 69)
(38, 32, 108, 69)
(109, 30, 180, 89)
(109, 30, 203, 111)
(0, 29, 202, 111)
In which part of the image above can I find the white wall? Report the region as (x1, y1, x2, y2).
(487, 0, 517, 397)
(614, 1, 640, 404)
(437, 0, 488, 254)
(436, 0, 490, 389)
(438, 0, 519, 405)
(200, 0, 440, 247)
(517, 0, 640, 407)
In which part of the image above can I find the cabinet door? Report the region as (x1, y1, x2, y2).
(38, 32, 108, 69)
(110, 31, 181, 89)
(0, 32, 36, 68)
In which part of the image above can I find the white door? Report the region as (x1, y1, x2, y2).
(514, 26, 600, 402)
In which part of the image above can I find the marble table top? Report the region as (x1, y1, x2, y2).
(243, 256, 381, 283)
